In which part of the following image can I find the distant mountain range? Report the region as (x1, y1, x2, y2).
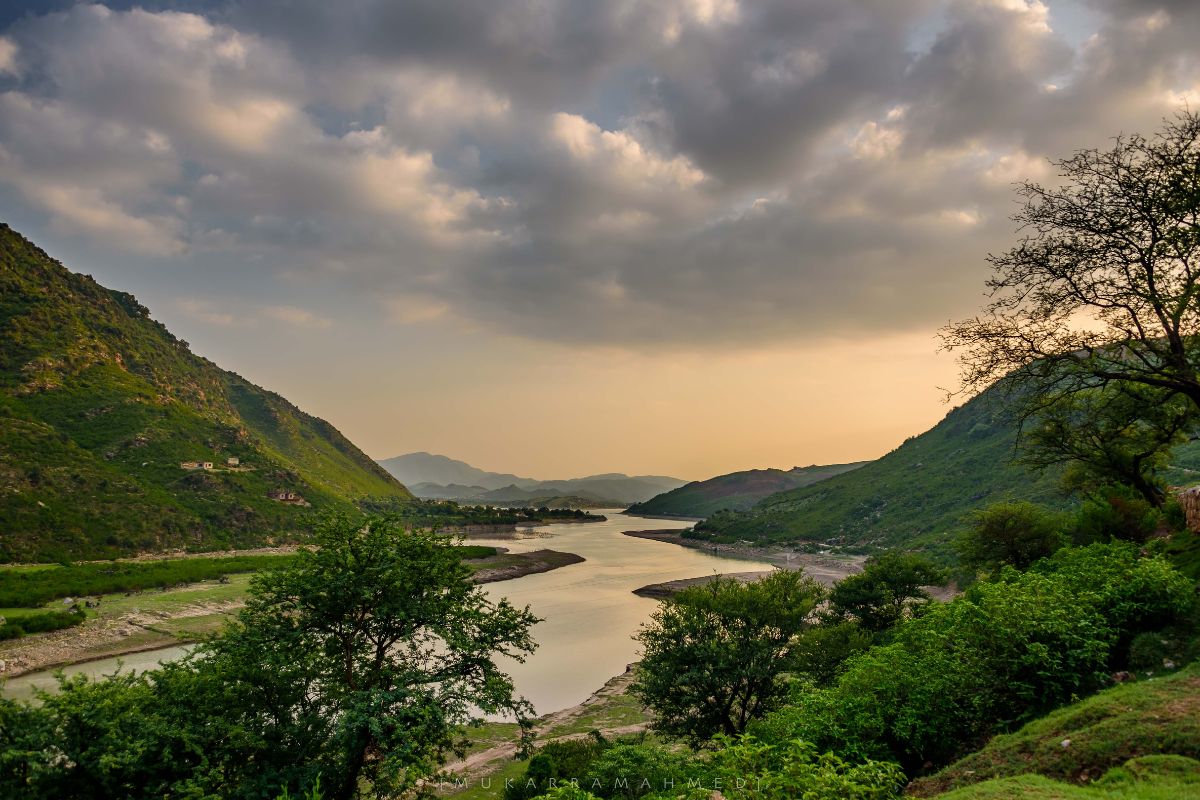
(378, 452, 686, 506)
(627, 462, 867, 518)
(0, 224, 412, 562)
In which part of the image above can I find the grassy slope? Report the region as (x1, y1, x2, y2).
(930, 755, 1200, 800)
(909, 664, 1200, 797)
(696, 382, 1200, 557)
(627, 463, 866, 518)
(0, 223, 411, 562)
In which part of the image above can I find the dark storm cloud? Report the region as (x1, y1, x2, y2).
(1, 1, 1199, 347)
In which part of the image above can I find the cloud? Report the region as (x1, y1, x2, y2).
(1, 1, 1200, 350)
(262, 304, 333, 329)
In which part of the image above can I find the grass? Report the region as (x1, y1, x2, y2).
(908, 663, 1200, 797)
(931, 755, 1200, 799)
(0, 554, 298, 607)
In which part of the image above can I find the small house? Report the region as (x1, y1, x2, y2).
(226, 456, 240, 467)
(180, 461, 201, 470)
(201, 462, 214, 470)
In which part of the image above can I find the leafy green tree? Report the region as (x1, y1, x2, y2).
(826, 552, 948, 633)
(955, 501, 1068, 576)
(1020, 384, 1195, 507)
(631, 571, 824, 745)
(205, 514, 540, 799)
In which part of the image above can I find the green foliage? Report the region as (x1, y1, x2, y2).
(692, 736, 906, 800)
(1019, 384, 1194, 508)
(955, 501, 1068, 576)
(826, 552, 947, 632)
(581, 742, 691, 800)
(506, 734, 614, 800)
(750, 543, 1195, 774)
(0, 554, 296, 606)
(1071, 487, 1160, 544)
(790, 621, 873, 686)
(631, 571, 825, 745)
(0, 513, 539, 799)
(0, 223, 411, 562)
(0, 607, 84, 639)
(627, 463, 865, 518)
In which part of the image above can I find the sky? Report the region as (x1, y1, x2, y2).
(1, 0, 1199, 481)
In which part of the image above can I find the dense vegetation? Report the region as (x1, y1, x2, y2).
(0, 608, 85, 640)
(0, 223, 412, 562)
(626, 462, 865, 518)
(0, 554, 299, 607)
(0, 516, 537, 799)
(359, 497, 600, 528)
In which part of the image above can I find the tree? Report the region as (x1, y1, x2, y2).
(1019, 383, 1194, 507)
(203, 514, 541, 799)
(942, 112, 1200, 414)
(955, 501, 1067, 576)
(826, 552, 948, 633)
(630, 571, 824, 746)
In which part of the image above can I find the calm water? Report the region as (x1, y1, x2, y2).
(3, 512, 772, 713)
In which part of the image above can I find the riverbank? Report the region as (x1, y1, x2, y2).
(0, 548, 585, 681)
(621, 529, 865, 586)
(439, 667, 651, 797)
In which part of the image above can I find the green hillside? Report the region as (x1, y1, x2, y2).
(695, 381, 1200, 556)
(627, 462, 866, 518)
(0, 223, 411, 562)
(911, 664, 1200, 797)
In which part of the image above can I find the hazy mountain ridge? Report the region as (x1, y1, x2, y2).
(0, 223, 412, 562)
(379, 452, 685, 505)
(627, 462, 868, 518)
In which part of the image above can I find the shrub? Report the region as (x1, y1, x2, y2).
(955, 502, 1068, 576)
(750, 543, 1195, 773)
(1072, 486, 1160, 544)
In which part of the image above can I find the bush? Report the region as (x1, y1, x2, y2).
(750, 543, 1195, 773)
(955, 501, 1068, 576)
(0, 608, 85, 640)
(1072, 487, 1160, 544)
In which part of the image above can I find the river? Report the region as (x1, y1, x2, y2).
(2, 512, 773, 713)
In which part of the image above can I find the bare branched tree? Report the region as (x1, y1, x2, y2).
(942, 112, 1200, 412)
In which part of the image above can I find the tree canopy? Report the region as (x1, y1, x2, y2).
(630, 570, 824, 746)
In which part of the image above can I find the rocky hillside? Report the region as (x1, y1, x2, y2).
(0, 223, 412, 562)
(627, 462, 866, 518)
